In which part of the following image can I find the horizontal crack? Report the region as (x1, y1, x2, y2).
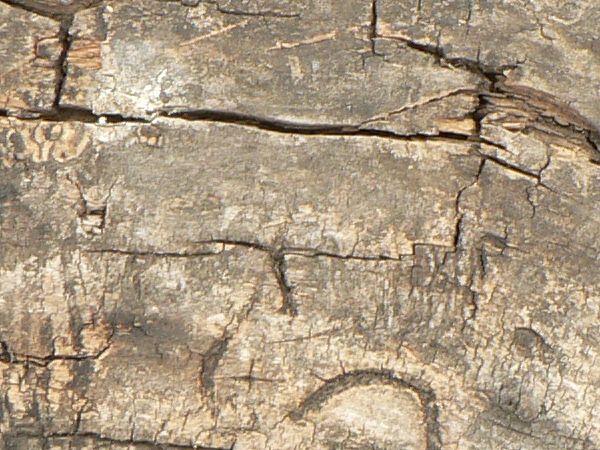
(215, 6, 300, 18)
(85, 240, 410, 318)
(159, 108, 492, 145)
(377, 34, 518, 84)
(0, 106, 146, 123)
(87, 240, 409, 262)
(282, 248, 405, 261)
(0, 0, 101, 18)
(13, 431, 233, 450)
(83, 248, 221, 258)
(164, 0, 300, 18)
(0, 106, 505, 149)
(0, 334, 113, 367)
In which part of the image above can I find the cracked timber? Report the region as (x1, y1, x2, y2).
(1, 0, 600, 449)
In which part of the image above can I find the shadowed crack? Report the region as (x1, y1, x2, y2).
(479, 154, 539, 181)
(0, 0, 102, 18)
(11, 431, 234, 450)
(369, 0, 379, 56)
(159, 108, 505, 148)
(272, 249, 297, 316)
(0, 105, 509, 156)
(360, 88, 478, 126)
(0, 331, 113, 368)
(374, 33, 600, 158)
(166, 0, 301, 18)
(54, 15, 74, 109)
(84, 248, 221, 258)
(376, 34, 518, 84)
(214, 5, 300, 18)
(0, 1, 76, 116)
(200, 336, 231, 394)
(85, 240, 410, 318)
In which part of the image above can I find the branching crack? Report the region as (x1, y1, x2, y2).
(0, 106, 507, 151)
(0, 2, 76, 111)
(0, 329, 113, 368)
(359, 88, 478, 126)
(159, 108, 500, 146)
(215, 5, 300, 18)
(377, 34, 517, 84)
(87, 240, 409, 319)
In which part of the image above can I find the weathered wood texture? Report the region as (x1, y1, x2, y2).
(1, 1, 600, 449)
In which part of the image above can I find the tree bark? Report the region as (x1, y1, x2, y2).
(1, 1, 600, 449)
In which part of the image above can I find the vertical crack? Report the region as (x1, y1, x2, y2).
(54, 15, 74, 110)
(370, 0, 378, 55)
(200, 336, 231, 395)
(273, 250, 297, 316)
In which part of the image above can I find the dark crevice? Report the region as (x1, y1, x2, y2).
(0, 0, 58, 18)
(0, 106, 147, 124)
(589, 158, 600, 168)
(0, 340, 15, 364)
(163, 108, 507, 149)
(272, 249, 297, 316)
(369, 0, 379, 55)
(87, 240, 409, 318)
(0, 106, 502, 151)
(215, 6, 300, 18)
(0, 0, 102, 18)
(172, 0, 300, 18)
(0, 112, 499, 156)
(282, 248, 402, 261)
(480, 153, 541, 181)
(473, 93, 488, 137)
(453, 214, 465, 249)
(192, 239, 297, 316)
(14, 431, 233, 450)
(378, 34, 517, 84)
(0, 335, 113, 368)
(93, 240, 407, 262)
(193, 238, 273, 253)
(586, 131, 600, 154)
(53, 15, 74, 109)
(83, 248, 220, 258)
